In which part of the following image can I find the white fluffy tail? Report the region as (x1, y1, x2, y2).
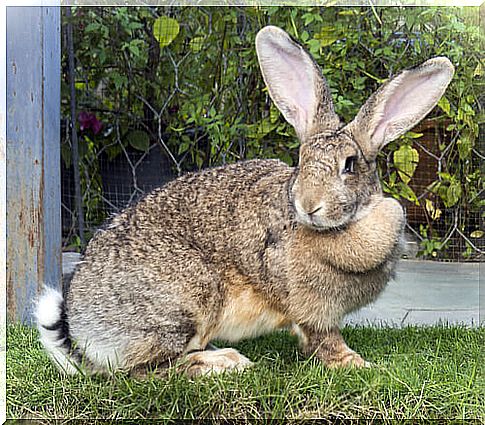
(35, 287, 81, 375)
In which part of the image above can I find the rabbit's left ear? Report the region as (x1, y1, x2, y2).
(348, 57, 454, 159)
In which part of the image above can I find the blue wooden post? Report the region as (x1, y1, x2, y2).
(6, 6, 61, 323)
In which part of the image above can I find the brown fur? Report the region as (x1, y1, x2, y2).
(37, 26, 454, 376)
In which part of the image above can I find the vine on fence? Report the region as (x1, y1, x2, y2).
(62, 6, 484, 261)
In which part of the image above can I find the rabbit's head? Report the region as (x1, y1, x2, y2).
(256, 26, 454, 230)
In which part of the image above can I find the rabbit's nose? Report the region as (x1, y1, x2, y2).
(300, 199, 325, 216)
(294, 197, 326, 219)
(307, 206, 323, 216)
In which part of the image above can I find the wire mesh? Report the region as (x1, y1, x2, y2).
(60, 6, 484, 262)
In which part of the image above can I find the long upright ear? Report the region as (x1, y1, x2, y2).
(255, 26, 340, 141)
(348, 57, 454, 159)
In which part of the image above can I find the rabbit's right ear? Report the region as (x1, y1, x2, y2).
(255, 26, 340, 141)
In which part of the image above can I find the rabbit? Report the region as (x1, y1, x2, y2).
(36, 26, 454, 378)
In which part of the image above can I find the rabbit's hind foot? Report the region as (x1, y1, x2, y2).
(178, 347, 253, 378)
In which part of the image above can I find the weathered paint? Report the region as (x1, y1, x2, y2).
(1, 4, 7, 422)
(6, 7, 61, 323)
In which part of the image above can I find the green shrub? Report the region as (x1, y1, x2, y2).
(63, 6, 483, 260)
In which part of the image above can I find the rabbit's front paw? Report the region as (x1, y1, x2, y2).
(325, 349, 372, 369)
(179, 347, 253, 378)
(301, 326, 372, 369)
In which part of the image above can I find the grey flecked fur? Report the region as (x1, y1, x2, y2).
(38, 26, 454, 376)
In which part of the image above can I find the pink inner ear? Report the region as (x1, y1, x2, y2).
(281, 52, 314, 116)
(266, 43, 316, 133)
(373, 71, 444, 145)
(384, 75, 432, 118)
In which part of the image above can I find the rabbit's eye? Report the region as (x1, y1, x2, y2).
(343, 156, 357, 174)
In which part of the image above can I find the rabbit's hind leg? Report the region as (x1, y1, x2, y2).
(128, 340, 254, 379)
(178, 347, 253, 378)
(123, 312, 198, 379)
(180, 347, 253, 378)
(120, 251, 225, 379)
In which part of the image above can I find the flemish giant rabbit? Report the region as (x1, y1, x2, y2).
(36, 26, 454, 377)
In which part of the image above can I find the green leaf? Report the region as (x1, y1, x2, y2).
(457, 132, 474, 160)
(110, 72, 127, 90)
(338, 10, 357, 16)
(128, 42, 140, 57)
(85, 22, 101, 33)
(470, 230, 484, 238)
(178, 140, 190, 155)
(246, 118, 277, 140)
(189, 36, 204, 53)
(437, 96, 451, 116)
(388, 171, 396, 188)
(279, 152, 293, 166)
(405, 131, 423, 139)
(301, 13, 315, 26)
(425, 199, 442, 220)
(438, 172, 452, 181)
(398, 182, 419, 204)
(75, 82, 86, 90)
(153, 16, 180, 48)
(127, 130, 150, 152)
(473, 62, 483, 77)
(444, 180, 462, 207)
(306, 39, 321, 54)
(393, 144, 419, 184)
(314, 26, 339, 47)
(127, 21, 143, 31)
(269, 104, 280, 123)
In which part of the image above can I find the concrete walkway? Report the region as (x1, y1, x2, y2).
(344, 260, 482, 327)
(62, 253, 483, 327)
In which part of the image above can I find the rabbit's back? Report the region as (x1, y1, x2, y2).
(70, 157, 293, 280)
(65, 159, 294, 370)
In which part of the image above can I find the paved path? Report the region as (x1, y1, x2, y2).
(344, 260, 482, 327)
(62, 253, 483, 327)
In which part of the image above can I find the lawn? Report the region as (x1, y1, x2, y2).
(7, 322, 485, 421)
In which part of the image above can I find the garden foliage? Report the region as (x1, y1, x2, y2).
(63, 6, 483, 260)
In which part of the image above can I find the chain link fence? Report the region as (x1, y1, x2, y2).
(60, 6, 484, 262)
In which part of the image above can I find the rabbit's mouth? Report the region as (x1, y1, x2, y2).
(301, 216, 352, 232)
(293, 199, 355, 231)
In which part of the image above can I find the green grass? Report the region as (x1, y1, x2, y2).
(7, 322, 485, 421)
